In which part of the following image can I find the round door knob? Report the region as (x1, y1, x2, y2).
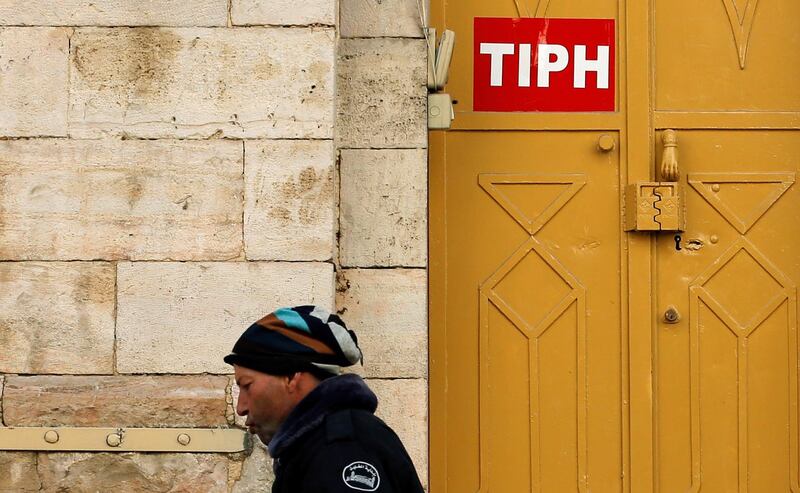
(597, 134, 615, 152)
(664, 306, 680, 323)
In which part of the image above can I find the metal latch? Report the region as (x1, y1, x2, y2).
(624, 181, 685, 232)
(625, 129, 686, 232)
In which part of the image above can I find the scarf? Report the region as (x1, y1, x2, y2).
(268, 373, 378, 459)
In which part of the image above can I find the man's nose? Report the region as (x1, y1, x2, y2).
(236, 396, 248, 416)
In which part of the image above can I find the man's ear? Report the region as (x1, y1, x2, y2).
(285, 372, 301, 392)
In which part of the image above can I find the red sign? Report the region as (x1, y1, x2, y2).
(474, 17, 615, 112)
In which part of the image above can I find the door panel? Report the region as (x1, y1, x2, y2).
(655, 130, 800, 492)
(655, 0, 800, 111)
(438, 131, 623, 492)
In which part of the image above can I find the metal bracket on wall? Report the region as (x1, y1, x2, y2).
(0, 427, 248, 453)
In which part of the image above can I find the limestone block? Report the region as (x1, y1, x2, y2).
(340, 0, 424, 38)
(0, 453, 40, 492)
(0, 28, 68, 137)
(337, 269, 426, 377)
(116, 262, 334, 374)
(232, 0, 335, 26)
(3, 375, 229, 427)
(369, 379, 428, 485)
(0, 1, 227, 26)
(0, 375, 4, 425)
(340, 149, 427, 267)
(37, 453, 229, 492)
(245, 140, 334, 261)
(0, 139, 243, 261)
(336, 38, 426, 148)
(69, 27, 334, 139)
(0, 262, 114, 374)
(231, 442, 274, 492)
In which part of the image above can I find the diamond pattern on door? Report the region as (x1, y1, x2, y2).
(687, 236, 798, 492)
(477, 174, 588, 492)
(692, 238, 793, 336)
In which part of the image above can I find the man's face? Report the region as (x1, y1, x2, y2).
(234, 365, 296, 444)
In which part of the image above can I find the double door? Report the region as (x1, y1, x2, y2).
(429, 0, 800, 491)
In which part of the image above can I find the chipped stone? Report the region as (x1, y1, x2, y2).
(0, 139, 243, 261)
(69, 27, 334, 139)
(230, 378, 248, 428)
(0, 1, 228, 26)
(116, 262, 334, 374)
(228, 458, 244, 491)
(0, 262, 114, 374)
(337, 38, 427, 148)
(3, 375, 229, 427)
(0, 453, 40, 492)
(338, 269, 427, 378)
(340, 149, 427, 267)
(231, 443, 274, 492)
(340, 0, 425, 38)
(232, 0, 335, 26)
(0, 28, 68, 137)
(369, 379, 428, 485)
(225, 377, 237, 426)
(37, 453, 229, 492)
(245, 140, 334, 261)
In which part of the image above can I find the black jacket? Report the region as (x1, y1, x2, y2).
(269, 374, 424, 493)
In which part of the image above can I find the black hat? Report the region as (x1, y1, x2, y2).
(224, 305, 362, 379)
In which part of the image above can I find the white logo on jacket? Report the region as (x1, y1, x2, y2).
(342, 461, 380, 491)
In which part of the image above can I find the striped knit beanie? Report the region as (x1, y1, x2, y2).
(223, 305, 362, 379)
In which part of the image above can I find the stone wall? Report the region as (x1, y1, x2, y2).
(0, 1, 428, 491)
(336, 0, 429, 486)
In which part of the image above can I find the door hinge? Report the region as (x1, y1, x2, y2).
(0, 426, 248, 453)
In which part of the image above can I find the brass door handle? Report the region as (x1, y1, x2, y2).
(661, 129, 679, 181)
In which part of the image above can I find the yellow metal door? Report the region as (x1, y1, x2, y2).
(429, 1, 625, 492)
(431, 130, 624, 492)
(652, 1, 800, 491)
(654, 131, 800, 493)
(430, 0, 800, 492)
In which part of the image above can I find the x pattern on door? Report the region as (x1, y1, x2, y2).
(475, 171, 798, 492)
(685, 172, 798, 493)
(478, 173, 589, 492)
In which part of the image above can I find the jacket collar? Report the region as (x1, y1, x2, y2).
(268, 373, 378, 458)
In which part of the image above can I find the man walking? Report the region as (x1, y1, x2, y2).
(224, 305, 424, 493)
